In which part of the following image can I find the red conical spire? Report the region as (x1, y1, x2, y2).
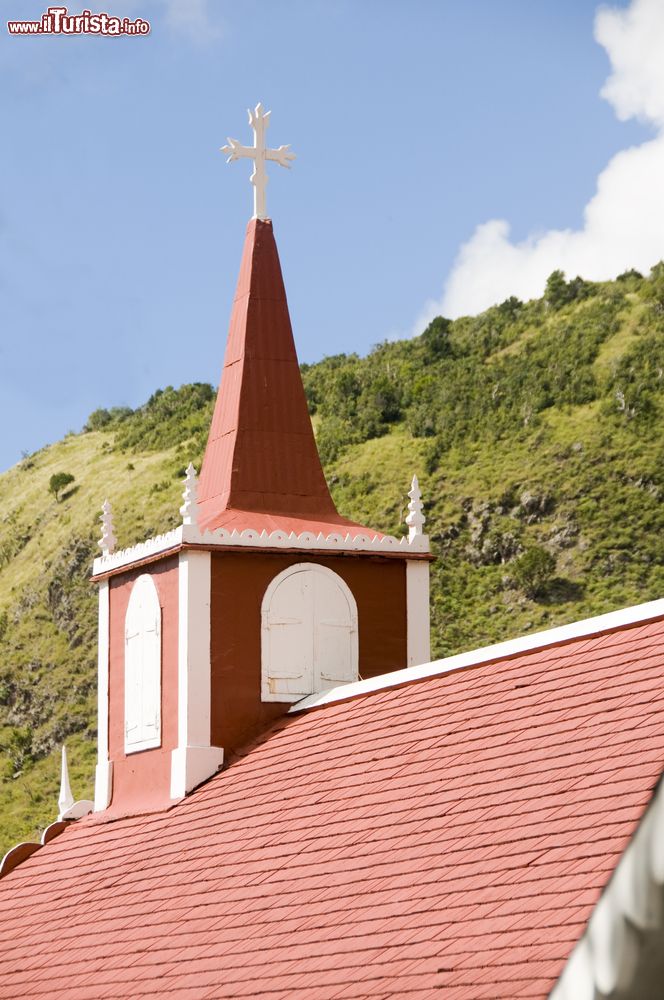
(198, 219, 363, 535)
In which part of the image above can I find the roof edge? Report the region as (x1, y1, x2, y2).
(549, 771, 664, 999)
(290, 597, 664, 714)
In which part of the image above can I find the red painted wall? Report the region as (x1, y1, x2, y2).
(103, 549, 407, 808)
(210, 552, 407, 756)
(107, 557, 179, 814)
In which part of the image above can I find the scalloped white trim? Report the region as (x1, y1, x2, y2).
(92, 524, 429, 575)
(550, 772, 664, 1000)
(60, 799, 94, 821)
(93, 527, 183, 575)
(182, 524, 430, 553)
(0, 820, 74, 880)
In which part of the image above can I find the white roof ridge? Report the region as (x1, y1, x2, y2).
(290, 597, 664, 714)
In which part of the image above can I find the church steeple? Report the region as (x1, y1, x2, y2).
(198, 103, 370, 536)
(197, 217, 342, 529)
(90, 105, 431, 819)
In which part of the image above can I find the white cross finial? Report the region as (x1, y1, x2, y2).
(58, 745, 74, 820)
(405, 475, 426, 541)
(222, 103, 296, 221)
(180, 462, 199, 527)
(98, 499, 116, 556)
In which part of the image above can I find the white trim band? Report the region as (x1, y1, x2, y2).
(170, 550, 223, 800)
(94, 580, 112, 811)
(92, 524, 430, 577)
(406, 560, 430, 667)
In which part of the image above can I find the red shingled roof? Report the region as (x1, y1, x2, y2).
(1, 613, 663, 999)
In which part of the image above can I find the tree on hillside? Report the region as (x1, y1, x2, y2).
(512, 546, 556, 599)
(647, 261, 664, 311)
(49, 472, 75, 502)
(545, 270, 591, 310)
(421, 316, 453, 362)
(84, 406, 133, 431)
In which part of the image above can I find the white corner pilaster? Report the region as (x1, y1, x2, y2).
(94, 580, 113, 811)
(406, 560, 430, 668)
(171, 550, 224, 799)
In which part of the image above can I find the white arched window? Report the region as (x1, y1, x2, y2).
(124, 574, 162, 753)
(261, 563, 359, 703)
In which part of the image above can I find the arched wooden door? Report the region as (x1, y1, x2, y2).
(261, 563, 359, 702)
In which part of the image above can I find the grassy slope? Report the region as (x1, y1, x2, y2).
(1, 270, 663, 854)
(0, 435, 187, 850)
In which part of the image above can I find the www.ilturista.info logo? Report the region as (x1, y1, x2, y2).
(7, 7, 150, 35)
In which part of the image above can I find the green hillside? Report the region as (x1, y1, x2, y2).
(2, 266, 664, 854)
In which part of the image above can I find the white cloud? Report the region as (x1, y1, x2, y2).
(598, 0, 664, 125)
(423, 0, 664, 324)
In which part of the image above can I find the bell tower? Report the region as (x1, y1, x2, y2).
(91, 105, 431, 817)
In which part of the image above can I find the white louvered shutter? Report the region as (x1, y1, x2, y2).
(262, 565, 358, 702)
(263, 568, 314, 698)
(313, 570, 358, 690)
(124, 575, 162, 753)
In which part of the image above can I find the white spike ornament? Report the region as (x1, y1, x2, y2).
(57, 746, 75, 820)
(98, 499, 116, 556)
(405, 475, 426, 541)
(56, 746, 94, 822)
(180, 463, 199, 527)
(222, 103, 296, 221)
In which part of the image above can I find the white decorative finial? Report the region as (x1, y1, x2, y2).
(405, 475, 426, 541)
(98, 499, 116, 556)
(180, 463, 199, 526)
(56, 745, 94, 822)
(222, 103, 296, 221)
(58, 746, 74, 820)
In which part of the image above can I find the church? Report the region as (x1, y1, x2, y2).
(1, 106, 664, 1000)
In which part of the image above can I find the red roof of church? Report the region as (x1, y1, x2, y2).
(197, 219, 377, 538)
(1, 610, 663, 998)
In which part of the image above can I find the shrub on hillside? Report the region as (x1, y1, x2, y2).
(1, 726, 33, 776)
(421, 317, 454, 362)
(604, 331, 664, 424)
(512, 546, 556, 598)
(646, 261, 664, 312)
(497, 296, 524, 321)
(616, 269, 643, 283)
(545, 270, 592, 310)
(316, 416, 357, 465)
(84, 407, 133, 432)
(302, 349, 405, 456)
(112, 383, 216, 453)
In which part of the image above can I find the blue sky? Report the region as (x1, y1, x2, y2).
(0, 0, 657, 471)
